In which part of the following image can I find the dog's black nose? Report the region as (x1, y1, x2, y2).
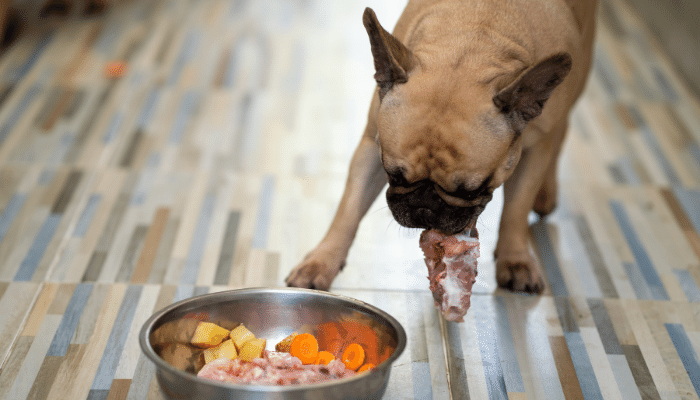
(414, 207, 436, 225)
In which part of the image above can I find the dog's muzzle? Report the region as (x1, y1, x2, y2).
(385, 181, 489, 234)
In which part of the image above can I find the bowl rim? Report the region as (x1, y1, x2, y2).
(138, 286, 408, 393)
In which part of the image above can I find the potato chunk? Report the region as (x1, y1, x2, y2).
(230, 324, 256, 350)
(190, 322, 230, 348)
(202, 339, 238, 364)
(275, 332, 298, 353)
(238, 338, 266, 362)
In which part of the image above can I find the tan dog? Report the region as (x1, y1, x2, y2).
(286, 0, 597, 294)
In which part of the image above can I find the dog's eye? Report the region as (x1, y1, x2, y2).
(449, 176, 493, 201)
(450, 187, 482, 201)
(387, 172, 409, 186)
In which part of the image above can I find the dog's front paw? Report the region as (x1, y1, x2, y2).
(495, 249, 545, 294)
(285, 249, 345, 291)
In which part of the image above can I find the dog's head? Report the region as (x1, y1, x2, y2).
(363, 8, 572, 234)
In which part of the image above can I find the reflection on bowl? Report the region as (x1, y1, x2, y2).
(139, 287, 407, 400)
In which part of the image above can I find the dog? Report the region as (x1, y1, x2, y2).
(286, 0, 597, 294)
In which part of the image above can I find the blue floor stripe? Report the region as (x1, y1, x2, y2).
(46, 283, 94, 356)
(665, 323, 700, 397)
(38, 169, 55, 185)
(252, 175, 275, 249)
(136, 88, 160, 129)
(610, 201, 669, 300)
(411, 362, 432, 400)
(652, 67, 677, 101)
(495, 296, 525, 393)
(626, 106, 680, 184)
(93, 19, 122, 56)
(173, 285, 195, 303)
(50, 132, 75, 164)
(130, 154, 161, 206)
(472, 295, 508, 400)
(688, 141, 700, 172)
(674, 270, 700, 302)
(168, 31, 202, 85)
(0, 85, 42, 147)
(672, 187, 700, 235)
(90, 285, 143, 390)
(565, 332, 605, 400)
(102, 112, 124, 144)
(592, 46, 619, 97)
(617, 156, 642, 185)
(169, 91, 199, 144)
(223, 44, 240, 88)
(0, 194, 27, 244)
(587, 298, 624, 355)
(73, 195, 102, 238)
(193, 286, 210, 297)
(9, 33, 53, 84)
(527, 312, 565, 400)
(624, 262, 653, 300)
(14, 214, 62, 281)
(180, 194, 216, 285)
(532, 220, 569, 297)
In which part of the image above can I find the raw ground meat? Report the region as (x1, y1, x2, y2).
(196, 351, 356, 385)
(419, 229, 479, 322)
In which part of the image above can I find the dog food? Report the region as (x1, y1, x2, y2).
(419, 229, 479, 322)
(191, 326, 373, 386)
(197, 350, 356, 385)
(151, 315, 393, 385)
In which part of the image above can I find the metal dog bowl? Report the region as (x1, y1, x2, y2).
(139, 287, 407, 400)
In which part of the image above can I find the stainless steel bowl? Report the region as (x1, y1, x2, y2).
(139, 287, 407, 400)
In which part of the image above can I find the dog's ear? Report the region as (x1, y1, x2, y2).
(363, 7, 416, 99)
(493, 52, 572, 124)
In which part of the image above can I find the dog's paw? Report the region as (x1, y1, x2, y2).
(285, 249, 345, 291)
(495, 249, 545, 294)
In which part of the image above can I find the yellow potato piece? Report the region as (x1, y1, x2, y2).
(238, 338, 266, 362)
(275, 332, 298, 353)
(190, 322, 230, 348)
(230, 324, 256, 350)
(202, 339, 238, 364)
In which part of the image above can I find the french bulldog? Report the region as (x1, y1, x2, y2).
(286, 0, 597, 294)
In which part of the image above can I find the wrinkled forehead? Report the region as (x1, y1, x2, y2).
(377, 86, 511, 151)
(376, 81, 514, 183)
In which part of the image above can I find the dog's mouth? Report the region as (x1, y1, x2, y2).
(385, 181, 491, 234)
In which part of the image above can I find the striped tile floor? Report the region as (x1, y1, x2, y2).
(0, 0, 700, 399)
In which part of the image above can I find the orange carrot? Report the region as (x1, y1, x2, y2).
(341, 343, 365, 371)
(339, 321, 380, 365)
(289, 333, 319, 365)
(314, 350, 335, 365)
(357, 363, 375, 373)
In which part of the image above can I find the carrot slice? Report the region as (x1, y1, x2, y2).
(357, 363, 375, 373)
(314, 350, 335, 365)
(341, 343, 365, 371)
(289, 333, 319, 365)
(339, 321, 380, 365)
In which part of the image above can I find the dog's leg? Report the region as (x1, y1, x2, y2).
(533, 121, 567, 217)
(286, 94, 386, 290)
(495, 121, 568, 294)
